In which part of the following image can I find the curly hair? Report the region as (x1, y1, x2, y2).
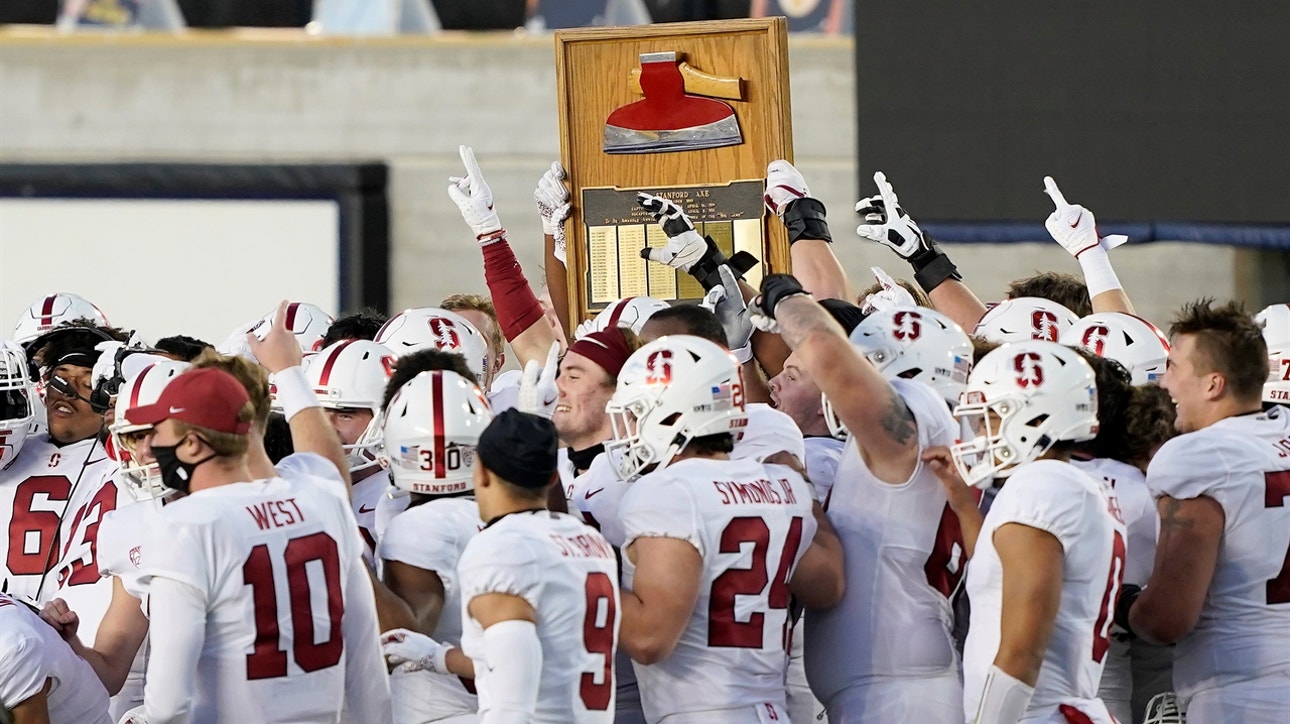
(321, 308, 389, 348)
(1070, 348, 1137, 463)
(1169, 298, 1267, 402)
(31, 319, 130, 371)
(1121, 384, 1178, 467)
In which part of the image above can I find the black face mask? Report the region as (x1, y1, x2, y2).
(151, 437, 216, 494)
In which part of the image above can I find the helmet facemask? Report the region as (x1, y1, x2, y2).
(0, 343, 35, 469)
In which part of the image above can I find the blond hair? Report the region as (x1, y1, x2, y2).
(190, 349, 272, 430)
(174, 404, 254, 458)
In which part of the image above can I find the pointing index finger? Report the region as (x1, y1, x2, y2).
(873, 171, 900, 211)
(458, 145, 481, 181)
(1043, 176, 1069, 208)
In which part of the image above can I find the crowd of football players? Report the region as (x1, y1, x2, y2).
(1, 148, 1287, 724)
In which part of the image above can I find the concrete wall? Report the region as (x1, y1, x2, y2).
(1, 30, 1279, 334)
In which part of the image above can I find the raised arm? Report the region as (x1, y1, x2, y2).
(752, 274, 921, 483)
(448, 146, 559, 367)
(1042, 176, 1136, 315)
(535, 161, 574, 342)
(855, 172, 989, 331)
(250, 300, 351, 488)
(763, 160, 851, 301)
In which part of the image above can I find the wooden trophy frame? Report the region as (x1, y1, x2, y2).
(554, 18, 793, 331)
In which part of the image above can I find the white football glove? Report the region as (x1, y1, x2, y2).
(747, 299, 783, 335)
(380, 628, 454, 676)
(854, 171, 930, 258)
(636, 192, 707, 271)
(535, 161, 571, 265)
(518, 341, 560, 419)
(117, 705, 148, 724)
(860, 266, 919, 315)
(447, 145, 503, 241)
(763, 159, 810, 218)
(1042, 176, 1128, 257)
(705, 266, 754, 363)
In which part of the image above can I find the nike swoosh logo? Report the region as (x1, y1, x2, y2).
(169, 406, 185, 413)
(1069, 220, 1079, 228)
(357, 504, 376, 514)
(584, 488, 604, 499)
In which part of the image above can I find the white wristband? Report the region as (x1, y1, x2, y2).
(270, 365, 319, 421)
(972, 664, 1034, 724)
(1077, 247, 1122, 298)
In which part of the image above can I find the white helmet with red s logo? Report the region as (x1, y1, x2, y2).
(605, 335, 747, 480)
(974, 297, 1078, 344)
(950, 340, 1098, 487)
(822, 306, 973, 438)
(306, 339, 396, 474)
(380, 369, 492, 495)
(1060, 312, 1170, 385)
(375, 307, 488, 380)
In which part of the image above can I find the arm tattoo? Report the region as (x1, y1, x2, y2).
(879, 387, 917, 445)
(1158, 497, 1195, 532)
(774, 296, 843, 350)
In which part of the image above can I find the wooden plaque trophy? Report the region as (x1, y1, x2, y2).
(554, 18, 793, 330)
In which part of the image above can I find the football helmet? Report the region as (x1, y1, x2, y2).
(605, 335, 747, 480)
(1060, 312, 1171, 385)
(375, 307, 489, 380)
(380, 370, 492, 495)
(1257, 303, 1290, 405)
(0, 341, 35, 469)
(110, 360, 191, 500)
(307, 339, 396, 474)
(950, 341, 1098, 487)
(973, 297, 1078, 344)
(823, 306, 973, 438)
(252, 302, 333, 354)
(575, 296, 670, 339)
(12, 293, 110, 348)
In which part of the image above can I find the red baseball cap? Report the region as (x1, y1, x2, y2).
(127, 367, 252, 435)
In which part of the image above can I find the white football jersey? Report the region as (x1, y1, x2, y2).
(140, 476, 391, 724)
(351, 470, 387, 564)
(804, 378, 965, 705)
(1145, 406, 1290, 699)
(0, 434, 121, 605)
(963, 460, 1127, 720)
(373, 485, 411, 550)
(736, 402, 807, 464)
(803, 435, 845, 504)
(378, 496, 482, 721)
(619, 457, 817, 720)
(1074, 457, 1156, 586)
(458, 510, 620, 724)
(567, 403, 811, 547)
(0, 593, 113, 724)
(96, 499, 160, 717)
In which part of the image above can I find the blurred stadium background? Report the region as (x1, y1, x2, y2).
(1, 0, 1286, 343)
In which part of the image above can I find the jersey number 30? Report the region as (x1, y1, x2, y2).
(242, 532, 345, 679)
